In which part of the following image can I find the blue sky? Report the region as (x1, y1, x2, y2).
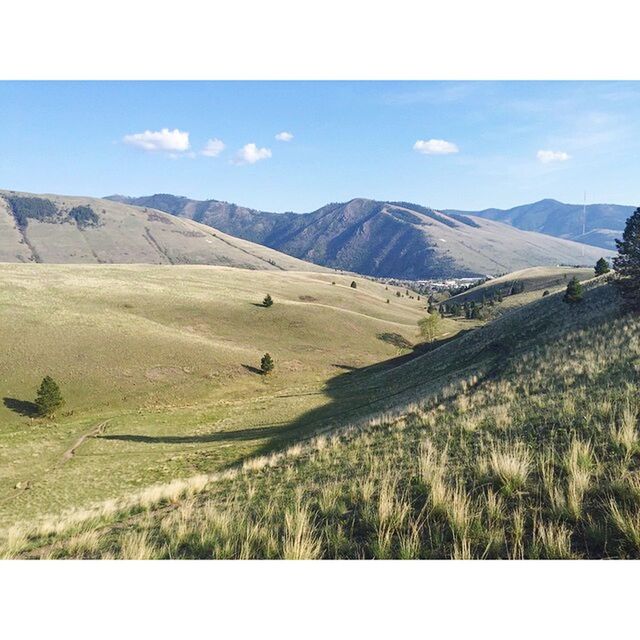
(0, 81, 639, 212)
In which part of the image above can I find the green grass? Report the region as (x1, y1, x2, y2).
(2, 273, 638, 559)
(0, 263, 459, 524)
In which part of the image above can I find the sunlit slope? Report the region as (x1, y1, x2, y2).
(6, 278, 637, 558)
(0, 190, 326, 271)
(448, 266, 595, 307)
(0, 264, 429, 522)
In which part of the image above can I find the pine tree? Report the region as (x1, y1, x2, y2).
(260, 353, 275, 375)
(262, 293, 273, 307)
(34, 376, 64, 417)
(613, 207, 640, 310)
(563, 276, 584, 304)
(594, 257, 610, 276)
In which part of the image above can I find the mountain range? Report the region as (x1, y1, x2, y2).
(108, 194, 615, 278)
(446, 199, 633, 251)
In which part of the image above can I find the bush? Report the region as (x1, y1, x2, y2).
(418, 313, 441, 343)
(563, 277, 584, 304)
(260, 353, 275, 375)
(262, 294, 273, 308)
(350, 281, 357, 289)
(34, 376, 65, 417)
(542, 290, 550, 297)
(594, 257, 610, 276)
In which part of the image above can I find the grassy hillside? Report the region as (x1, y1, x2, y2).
(0, 263, 442, 524)
(447, 266, 595, 310)
(2, 275, 638, 559)
(111, 195, 614, 278)
(0, 190, 325, 271)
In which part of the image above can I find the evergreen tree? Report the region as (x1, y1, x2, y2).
(262, 293, 273, 307)
(613, 207, 640, 310)
(260, 353, 275, 375)
(594, 257, 610, 276)
(34, 376, 64, 417)
(563, 276, 584, 304)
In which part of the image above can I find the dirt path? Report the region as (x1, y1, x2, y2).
(61, 421, 110, 463)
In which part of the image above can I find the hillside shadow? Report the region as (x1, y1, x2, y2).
(102, 328, 479, 461)
(99, 424, 287, 445)
(3, 397, 39, 417)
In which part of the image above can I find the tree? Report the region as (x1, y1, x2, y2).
(262, 293, 273, 307)
(34, 376, 64, 417)
(594, 257, 610, 276)
(563, 276, 584, 304)
(418, 313, 441, 343)
(613, 207, 640, 311)
(260, 353, 275, 375)
(350, 281, 357, 289)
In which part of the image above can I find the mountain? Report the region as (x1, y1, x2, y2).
(446, 198, 634, 251)
(108, 194, 614, 279)
(0, 190, 327, 271)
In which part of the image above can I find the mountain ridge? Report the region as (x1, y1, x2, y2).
(445, 198, 634, 250)
(108, 193, 615, 279)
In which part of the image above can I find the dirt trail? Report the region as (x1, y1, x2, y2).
(61, 421, 110, 463)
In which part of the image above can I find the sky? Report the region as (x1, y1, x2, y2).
(0, 81, 639, 213)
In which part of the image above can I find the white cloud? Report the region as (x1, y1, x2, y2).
(413, 139, 459, 155)
(275, 131, 294, 142)
(536, 149, 571, 163)
(233, 143, 272, 165)
(123, 128, 190, 153)
(201, 138, 226, 157)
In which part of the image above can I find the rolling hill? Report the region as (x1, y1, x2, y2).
(108, 194, 614, 278)
(446, 198, 634, 251)
(4, 273, 639, 559)
(0, 190, 326, 271)
(0, 263, 432, 523)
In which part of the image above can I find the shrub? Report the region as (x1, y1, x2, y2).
(260, 353, 274, 375)
(350, 281, 357, 289)
(594, 257, 610, 276)
(34, 376, 65, 417)
(563, 277, 584, 304)
(262, 294, 273, 308)
(418, 313, 441, 343)
(542, 290, 550, 297)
